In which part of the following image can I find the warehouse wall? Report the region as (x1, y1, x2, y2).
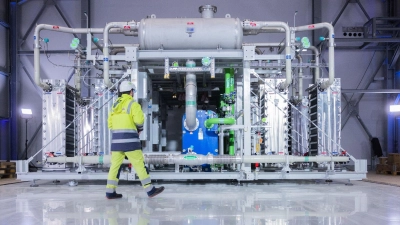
(16, 0, 387, 166)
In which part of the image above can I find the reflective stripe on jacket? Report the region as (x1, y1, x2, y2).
(108, 94, 144, 151)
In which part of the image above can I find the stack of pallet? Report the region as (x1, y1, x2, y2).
(0, 162, 16, 179)
(376, 153, 400, 176)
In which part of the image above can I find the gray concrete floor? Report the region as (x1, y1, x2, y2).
(0, 179, 400, 225)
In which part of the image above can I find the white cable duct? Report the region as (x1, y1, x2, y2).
(46, 154, 349, 165)
(307, 46, 320, 83)
(102, 21, 139, 87)
(185, 72, 197, 130)
(33, 24, 126, 90)
(294, 23, 334, 89)
(242, 21, 291, 90)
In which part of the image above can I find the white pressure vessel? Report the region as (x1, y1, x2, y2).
(138, 17, 243, 50)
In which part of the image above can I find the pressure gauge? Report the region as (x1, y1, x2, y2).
(201, 57, 211, 67)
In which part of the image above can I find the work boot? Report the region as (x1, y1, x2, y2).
(147, 186, 165, 198)
(106, 192, 123, 199)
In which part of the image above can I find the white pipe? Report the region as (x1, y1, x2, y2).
(74, 53, 81, 98)
(243, 27, 286, 35)
(34, 24, 126, 90)
(242, 155, 349, 163)
(185, 72, 197, 131)
(46, 154, 349, 164)
(243, 43, 301, 47)
(103, 22, 139, 87)
(296, 54, 303, 100)
(294, 23, 334, 89)
(242, 21, 292, 90)
(307, 46, 320, 83)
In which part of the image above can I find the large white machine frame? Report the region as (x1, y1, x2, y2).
(16, 6, 367, 184)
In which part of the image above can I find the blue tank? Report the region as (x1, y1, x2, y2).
(182, 110, 219, 156)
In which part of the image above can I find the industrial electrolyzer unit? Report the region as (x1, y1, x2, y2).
(16, 5, 367, 183)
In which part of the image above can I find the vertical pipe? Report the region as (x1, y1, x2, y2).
(243, 61, 252, 171)
(225, 70, 231, 95)
(33, 24, 50, 90)
(230, 72, 235, 115)
(102, 22, 138, 87)
(199, 5, 217, 18)
(75, 53, 81, 99)
(308, 46, 320, 82)
(224, 68, 236, 155)
(185, 61, 197, 131)
(229, 130, 235, 155)
(296, 54, 303, 100)
(294, 23, 334, 89)
(242, 21, 291, 90)
(219, 127, 224, 155)
(229, 69, 235, 155)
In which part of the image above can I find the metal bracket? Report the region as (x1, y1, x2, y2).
(125, 46, 138, 61)
(243, 46, 255, 60)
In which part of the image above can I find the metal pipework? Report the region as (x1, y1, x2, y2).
(46, 154, 349, 165)
(102, 21, 139, 87)
(199, 5, 217, 18)
(295, 54, 303, 101)
(242, 21, 291, 90)
(294, 23, 334, 89)
(307, 46, 320, 82)
(243, 27, 286, 35)
(34, 24, 128, 90)
(74, 52, 82, 98)
(185, 60, 197, 131)
(242, 155, 349, 163)
(34, 25, 101, 90)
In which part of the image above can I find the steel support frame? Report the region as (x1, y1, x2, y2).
(341, 94, 373, 139)
(0, 66, 9, 76)
(19, 60, 43, 96)
(9, 1, 18, 160)
(341, 58, 385, 129)
(16, 170, 366, 181)
(389, 45, 400, 69)
(51, 0, 78, 39)
(20, 0, 79, 47)
(341, 89, 400, 93)
(242, 59, 252, 177)
(14, 20, 369, 181)
(20, 0, 49, 47)
(312, 0, 322, 45)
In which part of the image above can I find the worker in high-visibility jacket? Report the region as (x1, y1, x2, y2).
(106, 80, 164, 199)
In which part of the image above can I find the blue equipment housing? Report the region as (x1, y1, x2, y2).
(182, 110, 219, 156)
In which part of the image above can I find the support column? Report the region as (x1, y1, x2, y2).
(80, 0, 90, 46)
(242, 61, 251, 172)
(9, 1, 17, 160)
(312, 0, 322, 45)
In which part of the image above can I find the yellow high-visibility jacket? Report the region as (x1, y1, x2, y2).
(108, 94, 144, 151)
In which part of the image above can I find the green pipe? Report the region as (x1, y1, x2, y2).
(205, 118, 235, 129)
(224, 68, 236, 155)
(230, 104, 235, 155)
(224, 68, 234, 94)
(229, 130, 235, 156)
(225, 71, 231, 94)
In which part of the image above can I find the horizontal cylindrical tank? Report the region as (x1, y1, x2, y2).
(138, 18, 243, 50)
